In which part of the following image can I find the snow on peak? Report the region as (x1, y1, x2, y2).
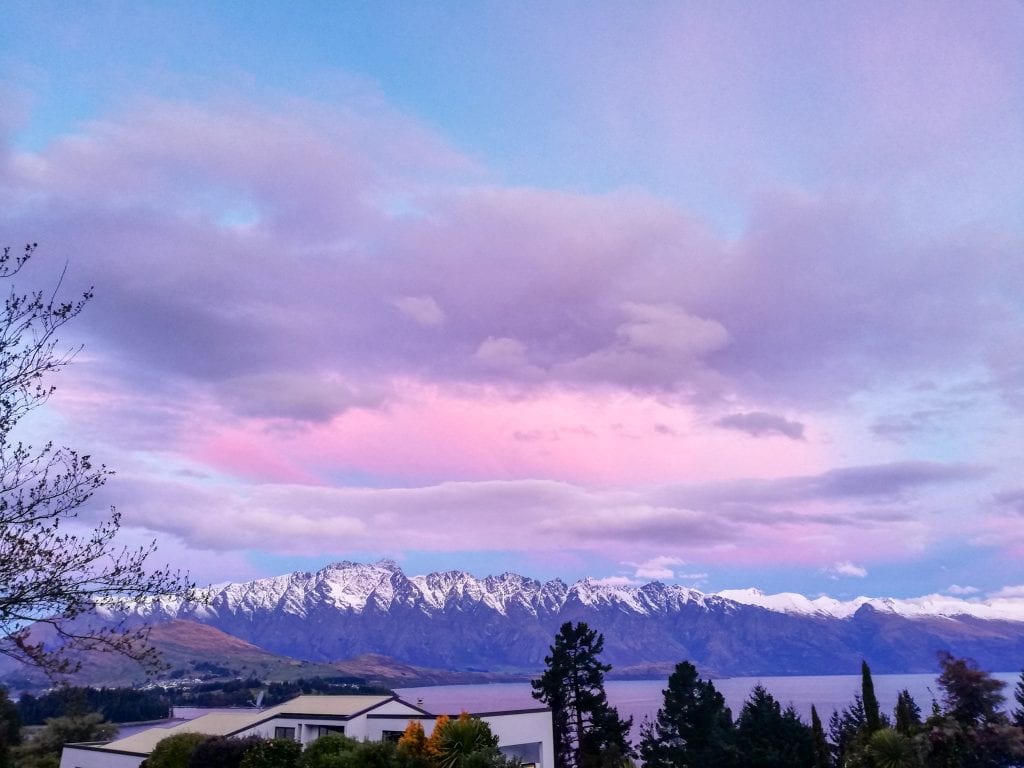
(715, 589, 1024, 621)
(174, 562, 1024, 624)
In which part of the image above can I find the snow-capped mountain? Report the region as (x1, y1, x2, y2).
(126, 561, 1024, 676)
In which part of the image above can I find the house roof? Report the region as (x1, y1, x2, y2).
(96, 694, 406, 755)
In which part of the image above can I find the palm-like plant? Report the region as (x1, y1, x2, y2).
(435, 713, 500, 768)
(866, 728, 921, 768)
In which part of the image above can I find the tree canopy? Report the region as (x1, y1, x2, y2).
(0, 243, 193, 677)
(638, 660, 734, 768)
(531, 621, 632, 768)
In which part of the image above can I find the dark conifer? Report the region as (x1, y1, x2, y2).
(861, 660, 881, 735)
(531, 622, 632, 768)
(638, 661, 734, 768)
(809, 705, 830, 768)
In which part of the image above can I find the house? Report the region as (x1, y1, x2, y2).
(59, 693, 554, 768)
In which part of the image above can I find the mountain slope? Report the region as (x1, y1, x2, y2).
(114, 561, 1024, 677)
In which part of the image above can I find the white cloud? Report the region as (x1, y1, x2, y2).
(988, 585, 1024, 599)
(628, 555, 687, 580)
(827, 561, 868, 578)
(946, 584, 980, 595)
(393, 295, 445, 326)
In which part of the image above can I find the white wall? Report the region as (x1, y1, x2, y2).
(59, 746, 143, 768)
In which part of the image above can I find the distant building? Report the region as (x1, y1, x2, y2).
(59, 693, 553, 768)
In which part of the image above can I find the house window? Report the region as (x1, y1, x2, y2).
(275, 726, 297, 740)
(381, 730, 404, 743)
(313, 725, 346, 738)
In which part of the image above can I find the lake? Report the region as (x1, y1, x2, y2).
(399, 672, 1021, 745)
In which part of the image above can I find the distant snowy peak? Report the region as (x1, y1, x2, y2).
(716, 588, 1024, 622)
(181, 561, 1024, 623)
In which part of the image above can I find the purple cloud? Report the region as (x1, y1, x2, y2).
(715, 411, 805, 440)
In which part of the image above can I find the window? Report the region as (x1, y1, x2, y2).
(381, 730, 404, 743)
(313, 725, 346, 738)
(275, 726, 296, 740)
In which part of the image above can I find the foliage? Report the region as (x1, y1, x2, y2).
(637, 660, 734, 768)
(863, 660, 883, 735)
(734, 685, 813, 768)
(917, 653, 1024, 768)
(0, 686, 20, 768)
(810, 706, 829, 768)
(936, 652, 1006, 727)
(0, 243, 194, 677)
(240, 737, 303, 768)
(532, 622, 632, 768)
(829, 694, 866, 766)
(186, 734, 262, 768)
(11, 710, 115, 768)
(865, 728, 921, 768)
(397, 719, 429, 761)
(297, 732, 359, 768)
(433, 712, 502, 768)
(147, 732, 208, 768)
(17, 684, 169, 724)
(1015, 670, 1024, 729)
(894, 689, 922, 737)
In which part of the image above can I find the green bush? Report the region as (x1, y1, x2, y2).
(241, 738, 302, 768)
(148, 732, 208, 768)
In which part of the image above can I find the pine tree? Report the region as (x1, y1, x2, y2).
(810, 706, 830, 768)
(893, 690, 921, 737)
(861, 660, 881, 735)
(734, 686, 813, 768)
(1013, 669, 1024, 728)
(532, 622, 632, 768)
(638, 661, 734, 768)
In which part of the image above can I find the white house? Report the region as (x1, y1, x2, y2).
(59, 693, 554, 768)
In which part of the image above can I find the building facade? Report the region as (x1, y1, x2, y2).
(59, 693, 554, 768)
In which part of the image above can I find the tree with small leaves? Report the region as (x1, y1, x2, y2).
(0, 243, 194, 677)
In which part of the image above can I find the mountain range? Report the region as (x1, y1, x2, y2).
(90, 560, 1024, 680)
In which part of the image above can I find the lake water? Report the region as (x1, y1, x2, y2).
(115, 673, 1021, 744)
(398, 672, 1020, 745)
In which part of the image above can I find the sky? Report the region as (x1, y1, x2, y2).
(1, 2, 1023, 601)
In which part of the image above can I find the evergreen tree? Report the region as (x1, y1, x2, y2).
(829, 695, 865, 767)
(532, 622, 632, 768)
(893, 690, 921, 737)
(1013, 669, 1024, 729)
(0, 686, 20, 768)
(862, 660, 882, 735)
(638, 661, 734, 768)
(810, 706, 830, 768)
(734, 685, 813, 768)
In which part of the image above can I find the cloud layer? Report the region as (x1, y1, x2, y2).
(1, 2, 1022, 594)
